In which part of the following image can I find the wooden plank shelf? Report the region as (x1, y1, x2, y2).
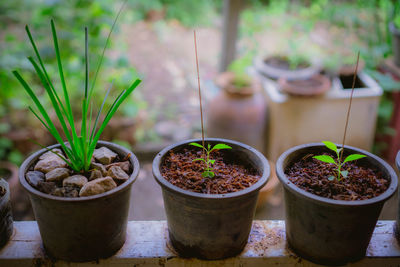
(0, 220, 399, 266)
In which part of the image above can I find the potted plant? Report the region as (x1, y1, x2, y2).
(0, 178, 13, 248)
(208, 54, 267, 152)
(14, 12, 141, 262)
(276, 142, 397, 265)
(152, 32, 270, 260)
(152, 138, 269, 259)
(275, 54, 398, 265)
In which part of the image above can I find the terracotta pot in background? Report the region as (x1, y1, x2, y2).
(207, 72, 267, 153)
(278, 74, 331, 96)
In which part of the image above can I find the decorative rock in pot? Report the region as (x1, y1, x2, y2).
(152, 138, 270, 259)
(276, 143, 398, 265)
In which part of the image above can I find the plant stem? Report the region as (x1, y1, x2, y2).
(193, 30, 206, 160)
(339, 51, 360, 164)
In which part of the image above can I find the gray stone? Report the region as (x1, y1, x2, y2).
(63, 175, 88, 189)
(45, 168, 70, 182)
(37, 181, 57, 194)
(106, 161, 131, 174)
(39, 148, 63, 160)
(51, 187, 64, 197)
(34, 154, 67, 173)
(93, 147, 117, 165)
(26, 171, 45, 188)
(89, 169, 103, 181)
(107, 166, 129, 183)
(62, 186, 79, 198)
(90, 162, 107, 176)
(79, 177, 117, 197)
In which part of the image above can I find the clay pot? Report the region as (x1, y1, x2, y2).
(278, 74, 331, 96)
(152, 138, 270, 259)
(276, 143, 398, 265)
(208, 72, 267, 152)
(19, 141, 140, 262)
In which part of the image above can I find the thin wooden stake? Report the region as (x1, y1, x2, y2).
(193, 30, 205, 157)
(340, 51, 360, 162)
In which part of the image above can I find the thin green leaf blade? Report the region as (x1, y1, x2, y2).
(313, 155, 336, 164)
(343, 154, 366, 164)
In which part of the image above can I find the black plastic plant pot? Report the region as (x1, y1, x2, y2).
(390, 23, 400, 67)
(276, 143, 398, 265)
(152, 138, 270, 260)
(0, 178, 13, 248)
(395, 151, 400, 242)
(19, 141, 139, 262)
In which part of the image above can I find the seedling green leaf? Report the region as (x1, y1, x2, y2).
(189, 142, 204, 149)
(322, 141, 337, 153)
(212, 144, 232, 150)
(189, 142, 232, 178)
(312, 155, 336, 164)
(313, 141, 367, 181)
(343, 154, 366, 164)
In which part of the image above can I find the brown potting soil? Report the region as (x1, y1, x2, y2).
(285, 153, 389, 200)
(161, 149, 261, 194)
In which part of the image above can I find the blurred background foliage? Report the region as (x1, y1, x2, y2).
(1, 0, 400, 165)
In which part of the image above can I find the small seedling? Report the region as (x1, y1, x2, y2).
(189, 142, 232, 178)
(313, 141, 366, 181)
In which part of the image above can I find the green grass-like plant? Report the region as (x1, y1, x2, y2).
(190, 142, 232, 178)
(12, 14, 141, 173)
(313, 141, 366, 181)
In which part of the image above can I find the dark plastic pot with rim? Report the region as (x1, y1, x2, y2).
(276, 143, 398, 265)
(0, 178, 13, 248)
(390, 22, 400, 67)
(152, 138, 270, 260)
(19, 141, 140, 262)
(395, 151, 400, 242)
